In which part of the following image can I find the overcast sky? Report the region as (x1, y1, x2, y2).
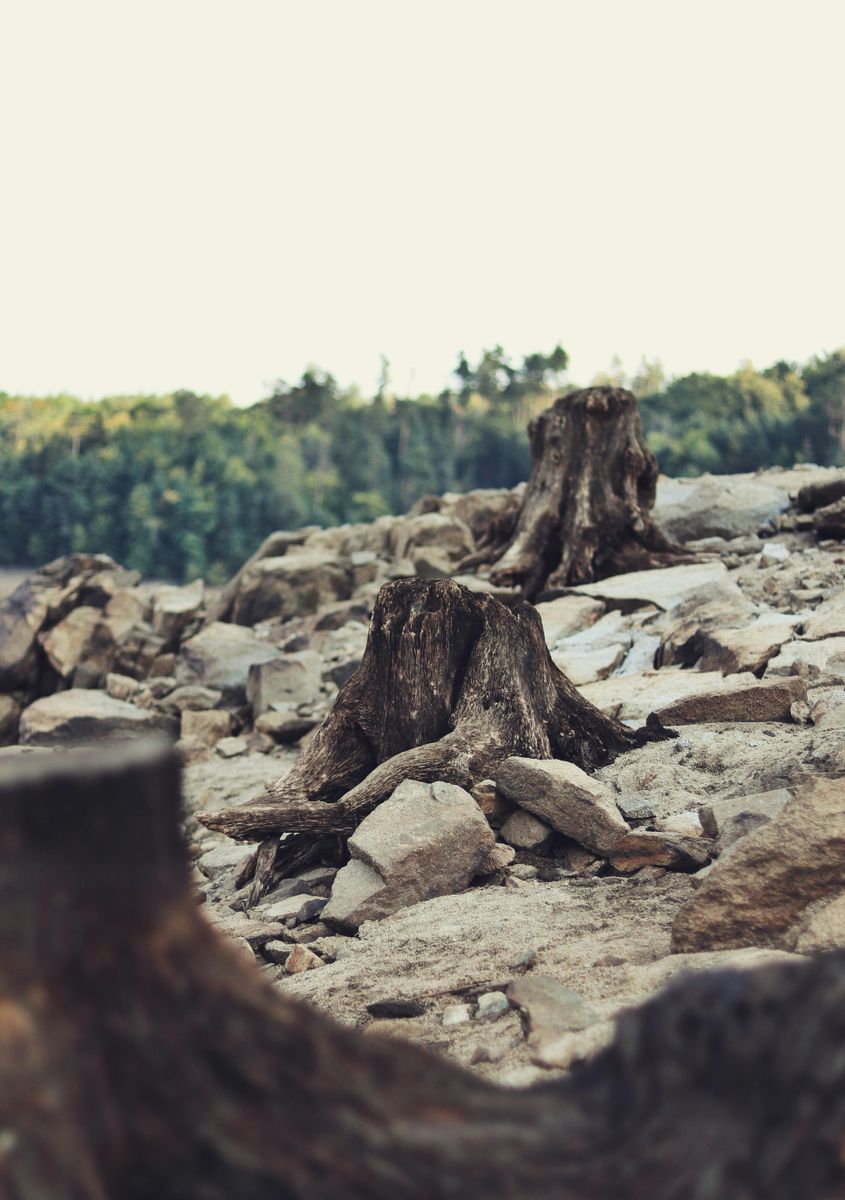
(1, 0, 842, 404)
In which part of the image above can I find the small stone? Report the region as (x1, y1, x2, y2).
(296, 896, 328, 924)
(759, 541, 790, 565)
(508, 863, 540, 881)
(476, 991, 510, 1021)
(471, 778, 514, 823)
(476, 842, 516, 874)
(609, 830, 712, 873)
(216, 735, 249, 758)
(260, 894, 324, 923)
(616, 795, 656, 822)
(442, 1004, 472, 1027)
(105, 672, 142, 701)
(285, 944, 323, 974)
(261, 940, 292, 965)
(182, 709, 233, 747)
(506, 976, 598, 1037)
(500, 809, 551, 850)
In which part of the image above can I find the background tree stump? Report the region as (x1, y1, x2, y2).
(2, 744, 844, 1200)
(464, 387, 689, 600)
(202, 577, 655, 902)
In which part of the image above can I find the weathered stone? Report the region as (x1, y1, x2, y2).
(0, 694, 21, 746)
(198, 840, 257, 880)
(322, 780, 495, 931)
(254, 710, 318, 742)
(698, 789, 791, 843)
(150, 580, 204, 647)
(216, 735, 249, 758)
(804, 594, 845, 640)
(696, 613, 800, 676)
(496, 758, 629, 856)
(529, 1021, 615, 1071)
(161, 684, 223, 713)
(18, 689, 175, 746)
(765, 636, 845, 682)
(388, 512, 475, 566)
(570, 561, 742, 612)
(285, 944, 324, 974)
(261, 940, 292, 965)
(653, 811, 704, 838)
(609, 830, 713, 873)
(230, 552, 353, 626)
(476, 843, 517, 873)
(175, 622, 279, 702)
(580, 668, 758, 722)
(499, 809, 551, 850)
(672, 777, 845, 951)
(476, 991, 510, 1021)
(654, 676, 808, 725)
(105, 672, 142, 701)
(442, 1004, 472, 1027)
(470, 778, 513, 823)
(787, 893, 845, 954)
(246, 650, 323, 717)
(181, 709, 233, 747)
(261, 894, 324, 923)
(654, 475, 788, 542)
(535, 595, 605, 647)
(0, 554, 126, 691)
(552, 641, 628, 686)
(506, 976, 598, 1037)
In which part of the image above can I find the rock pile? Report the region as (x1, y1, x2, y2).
(2, 462, 844, 1083)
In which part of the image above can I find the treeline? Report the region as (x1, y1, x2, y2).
(1, 346, 843, 582)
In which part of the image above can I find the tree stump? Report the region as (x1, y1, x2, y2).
(201, 577, 654, 902)
(463, 387, 688, 600)
(2, 744, 844, 1200)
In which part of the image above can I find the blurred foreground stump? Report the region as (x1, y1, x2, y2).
(1, 744, 845, 1199)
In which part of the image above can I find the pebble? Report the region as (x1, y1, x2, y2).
(476, 991, 510, 1021)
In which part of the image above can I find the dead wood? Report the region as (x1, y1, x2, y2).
(462, 387, 690, 600)
(201, 577, 657, 901)
(2, 743, 844, 1200)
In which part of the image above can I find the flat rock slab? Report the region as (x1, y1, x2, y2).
(496, 758, 629, 856)
(569, 562, 740, 612)
(18, 689, 175, 746)
(654, 475, 788, 542)
(579, 668, 758, 722)
(672, 776, 845, 952)
(765, 637, 845, 682)
(655, 676, 808, 725)
(506, 975, 598, 1036)
(323, 779, 495, 931)
(535, 595, 605, 647)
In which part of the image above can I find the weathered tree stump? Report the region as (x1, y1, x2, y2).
(202, 577, 654, 902)
(2, 744, 844, 1200)
(462, 387, 688, 600)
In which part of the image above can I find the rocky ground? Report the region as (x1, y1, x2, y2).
(2, 464, 844, 1086)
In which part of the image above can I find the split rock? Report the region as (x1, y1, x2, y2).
(322, 779, 495, 931)
(496, 758, 629, 856)
(672, 776, 845, 951)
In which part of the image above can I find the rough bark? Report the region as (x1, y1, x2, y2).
(201, 577, 655, 900)
(464, 387, 688, 600)
(2, 744, 844, 1200)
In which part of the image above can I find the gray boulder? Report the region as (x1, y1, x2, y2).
(175, 622, 279, 702)
(19, 689, 176, 746)
(654, 475, 789, 542)
(246, 650, 323, 717)
(322, 780, 495, 931)
(229, 552, 353, 626)
(496, 758, 629, 856)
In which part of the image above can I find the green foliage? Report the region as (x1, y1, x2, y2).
(1, 346, 843, 581)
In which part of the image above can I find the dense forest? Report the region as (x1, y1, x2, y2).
(1, 346, 843, 582)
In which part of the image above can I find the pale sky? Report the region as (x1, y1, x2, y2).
(1, 0, 842, 404)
